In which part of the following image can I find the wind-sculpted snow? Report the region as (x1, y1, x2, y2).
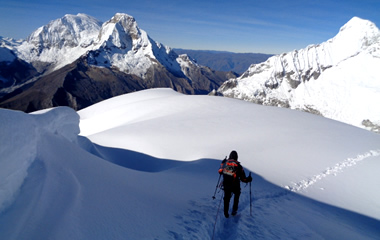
(0, 107, 79, 214)
(31, 107, 80, 142)
(0, 109, 37, 213)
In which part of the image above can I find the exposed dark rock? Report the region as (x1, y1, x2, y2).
(362, 119, 380, 133)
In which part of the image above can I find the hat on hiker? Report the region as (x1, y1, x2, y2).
(229, 150, 238, 160)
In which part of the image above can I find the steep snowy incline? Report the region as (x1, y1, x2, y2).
(218, 17, 380, 131)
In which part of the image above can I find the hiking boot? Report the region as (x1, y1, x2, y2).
(231, 210, 237, 216)
(224, 212, 229, 218)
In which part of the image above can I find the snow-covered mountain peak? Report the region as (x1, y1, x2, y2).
(109, 13, 138, 34)
(332, 17, 380, 56)
(218, 17, 380, 132)
(0, 12, 228, 96)
(26, 13, 102, 49)
(7, 12, 192, 78)
(339, 16, 378, 35)
(91, 13, 187, 78)
(97, 13, 142, 50)
(13, 13, 102, 71)
(0, 37, 23, 47)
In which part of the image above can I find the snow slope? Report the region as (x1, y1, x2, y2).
(1, 88, 380, 239)
(218, 17, 380, 131)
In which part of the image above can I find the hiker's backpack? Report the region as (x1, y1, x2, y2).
(223, 159, 239, 178)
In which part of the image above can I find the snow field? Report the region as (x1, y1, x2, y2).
(1, 88, 380, 239)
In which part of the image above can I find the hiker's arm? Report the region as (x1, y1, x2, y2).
(240, 166, 252, 183)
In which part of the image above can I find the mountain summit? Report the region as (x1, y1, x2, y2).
(17, 14, 102, 71)
(90, 13, 184, 79)
(217, 17, 380, 132)
(26, 13, 102, 49)
(0, 13, 236, 112)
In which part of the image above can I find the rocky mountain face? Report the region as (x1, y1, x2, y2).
(217, 17, 380, 132)
(0, 13, 237, 112)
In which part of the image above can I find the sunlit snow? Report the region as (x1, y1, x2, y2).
(1, 88, 379, 239)
(218, 17, 380, 131)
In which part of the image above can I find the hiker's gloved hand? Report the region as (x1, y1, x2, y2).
(246, 176, 252, 182)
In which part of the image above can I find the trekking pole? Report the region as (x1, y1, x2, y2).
(212, 174, 222, 199)
(249, 172, 252, 216)
(212, 192, 224, 240)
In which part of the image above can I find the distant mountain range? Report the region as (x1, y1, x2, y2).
(173, 49, 272, 74)
(217, 17, 380, 132)
(0, 13, 238, 112)
(0, 13, 379, 133)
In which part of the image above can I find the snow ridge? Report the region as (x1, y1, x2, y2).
(0, 109, 39, 213)
(285, 149, 380, 192)
(217, 17, 380, 131)
(0, 107, 79, 213)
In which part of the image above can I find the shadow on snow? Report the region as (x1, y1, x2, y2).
(78, 136, 380, 240)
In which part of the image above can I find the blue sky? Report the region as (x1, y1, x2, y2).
(0, 0, 379, 54)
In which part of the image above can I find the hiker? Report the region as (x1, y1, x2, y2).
(218, 150, 252, 218)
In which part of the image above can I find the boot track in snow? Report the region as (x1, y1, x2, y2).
(285, 149, 380, 192)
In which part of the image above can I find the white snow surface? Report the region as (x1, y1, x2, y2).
(218, 17, 380, 130)
(15, 14, 102, 70)
(1, 88, 380, 239)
